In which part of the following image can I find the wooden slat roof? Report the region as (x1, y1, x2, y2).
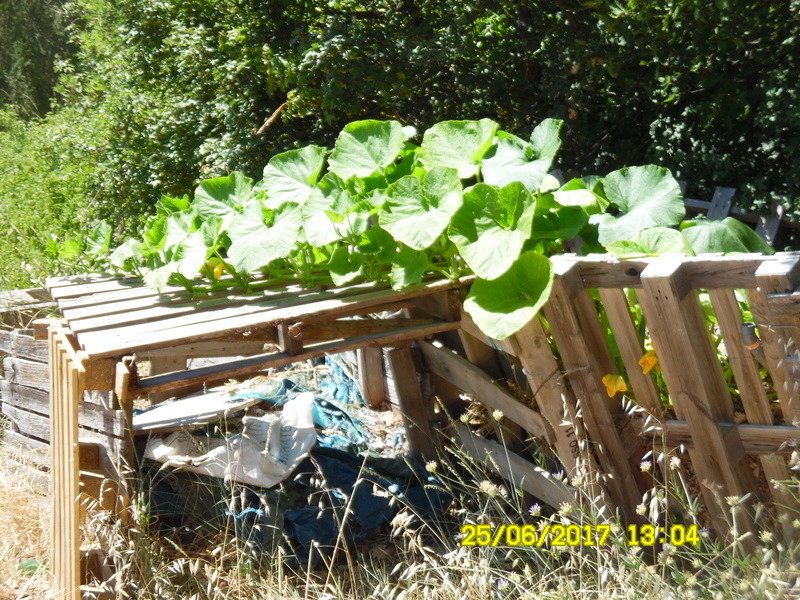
(45, 275, 468, 359)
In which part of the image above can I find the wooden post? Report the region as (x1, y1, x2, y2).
(385, 346, 438, 462)
(357, 347, 387, 408)
(49, 325, 85, 600)
(147, 354, 186, 403)
(639, 261, 756, 542)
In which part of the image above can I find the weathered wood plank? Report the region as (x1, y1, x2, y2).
(357, 347, 386, 409)
(453, 424, 577, 510)
(543, 261, 647, 524)
(639, 419, 800, 455)
(386, 347, 437, 462)
(0, 287, 52, 308)
(1, 429, 51, 467)
(597, 288, 663, 418)
(0, 329, 49, 361)
(639, 261, 757, 539)
(0, 385, 126, 439)
(3, 356, 50, 390)
(77, 278, 467, 358)
(133, 319, 461, 396)
(65, 284, 313, 334)
(418, 340, 553, 445)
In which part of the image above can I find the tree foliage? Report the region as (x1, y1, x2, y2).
(0, 0, 798, 287)
(0, 0, 73, 117)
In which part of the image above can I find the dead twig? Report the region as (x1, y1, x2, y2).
(254, 102, 287, 137)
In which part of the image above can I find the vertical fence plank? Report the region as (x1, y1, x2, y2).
(639, 262, 756, 541)
(542, 261, 648, 523)
(709, 288, 800, 537)
(751, 257, 800, 427)
(50, 326, 84, 600)
(597, 288, 663, 418)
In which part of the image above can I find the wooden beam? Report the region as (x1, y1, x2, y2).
(418, 340, 553, 445)
(453, 424, 577, 510)
(385, 347, 438, 462)
(132, 319, 461, 396)
(555, 252, 790, 290)
(639, 419, 800, 456)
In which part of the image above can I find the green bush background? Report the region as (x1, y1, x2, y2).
(1, 0, 798, 288)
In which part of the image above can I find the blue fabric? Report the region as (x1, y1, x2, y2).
(256, 446, 449, 567)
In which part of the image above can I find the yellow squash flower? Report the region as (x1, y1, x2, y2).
(638, 349, 658, 374)
(602, 374, 627, 397)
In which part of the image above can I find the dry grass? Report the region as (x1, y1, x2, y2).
(0, 443, 50, 600)
(1, 429, 799, 600)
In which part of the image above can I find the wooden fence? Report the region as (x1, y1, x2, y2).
(2, 253, 800, 598)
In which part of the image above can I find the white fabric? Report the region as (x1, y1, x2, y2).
(144, 392, 317, 488)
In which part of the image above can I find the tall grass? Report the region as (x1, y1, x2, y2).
(60, 437, 800, 600)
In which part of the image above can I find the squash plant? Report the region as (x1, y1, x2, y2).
(107, 118, 772, 340)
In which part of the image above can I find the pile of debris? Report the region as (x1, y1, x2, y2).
(132, 354, 449, 566)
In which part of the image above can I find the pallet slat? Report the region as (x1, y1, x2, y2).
(75, 278, 467, 358)
(543, 260, 647, 523)
(639, 261, 757, 539)
(3, 356, 50, 390)
(418, 340, 553, 444)
(0, 329, 49, 361)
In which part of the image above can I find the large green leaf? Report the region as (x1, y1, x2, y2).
(681, 217, 774, 254)
(606, 227, 695, 258)
(419, 119, 498, 178)
(389, 245, 429, 290)
(481, 131, 552, 192)
(144, 229, 208, 291)
(532, 193, 589, 241)
(226, 200, 303, 272)
(464, 252, 554, 340)
(597, 166, 685, 245)
(260, 145, 326, 208)
(328, 245, 365, 286)
(379, 167, 463, 250)
(529, 118, 564, 164)
(328, 120, 406, 180)
(194, 172, 253, 225)
(300, 174, 356, 247)
(448, 182, 536, 279)
(553, 177, 610, 215)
